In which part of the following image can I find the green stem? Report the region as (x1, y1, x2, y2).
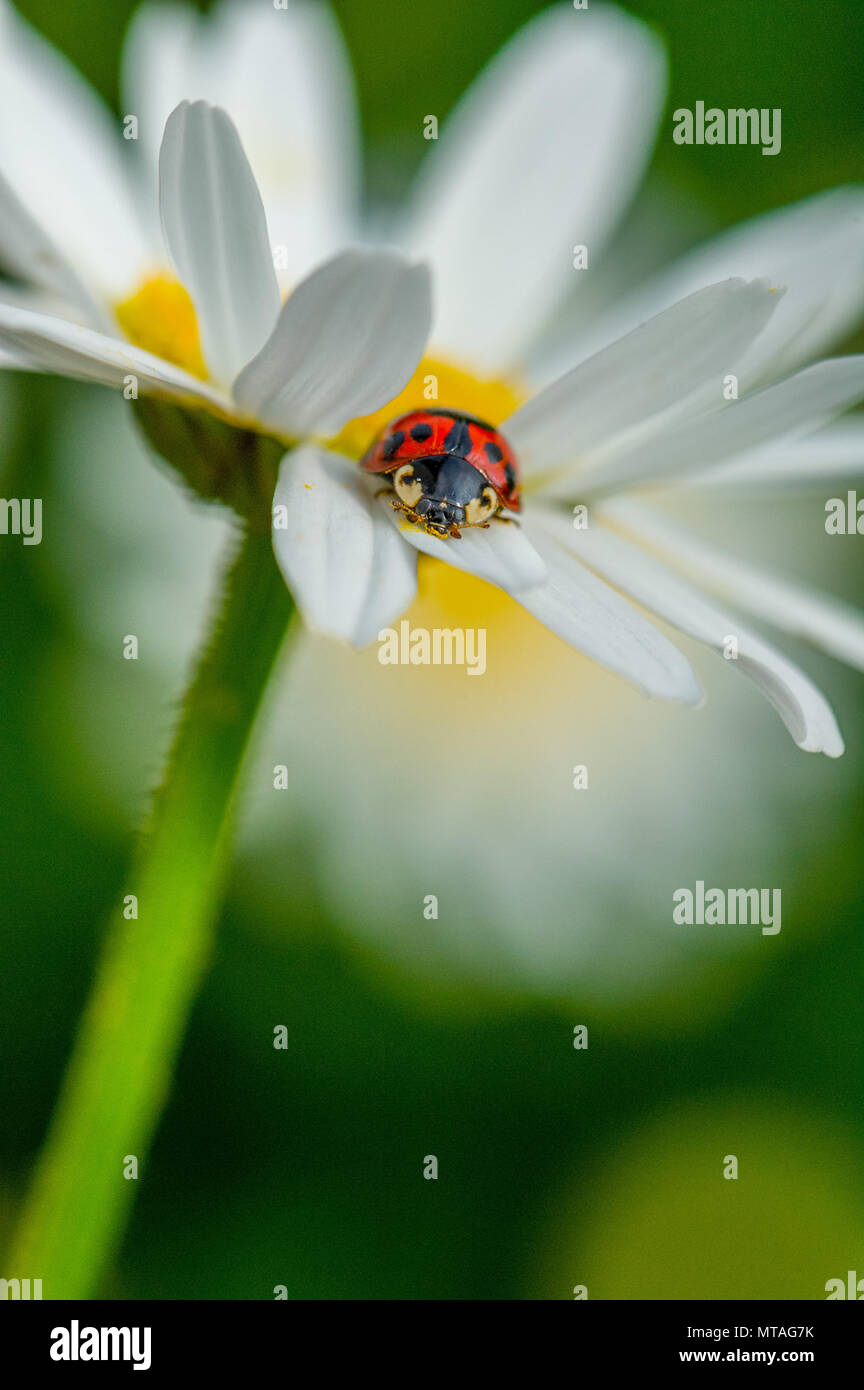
(8, 524, 294, 1298)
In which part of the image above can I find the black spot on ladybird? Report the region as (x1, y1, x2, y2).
(504, 462, 517, 491)
(381, 430, 405, 460)
(443, 418, 473, 455)
(410, 422, 433, 443)
(484, 440, 504, 464)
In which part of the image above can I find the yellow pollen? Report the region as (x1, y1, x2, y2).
(330, 356, 526, 460)
(115, 274, 207, 378)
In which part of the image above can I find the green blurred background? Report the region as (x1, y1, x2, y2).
(2, 0, 864, 1299)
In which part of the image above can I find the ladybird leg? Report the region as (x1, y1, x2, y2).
(387, 496, 412, 517)
(389, 498, 430, 530)
(492, 513, 518, 527)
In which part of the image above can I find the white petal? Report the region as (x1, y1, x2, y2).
(567, 186, 864, 388)
(669, 420, 864, 491)
(0, 296, 37, 368)
(378, 496, 547, 593)
(601, 497, 864, 674)
(124, 0, 361, 286)
(542, 507, 844, 755)
(123, 2, 196, 157)
(505, 278, 781, 479)
(586, 357, 864, 494)
(121, 2, 200, 249)
(0, 302, 228, 407)
(159, 100, 281, 385)
(0, 348, 36, 371)
(0, 280, 88, 368)
(233, 248, 431, 437)
(202, 0, 360, 287)
(0, 1, 151, 301)
(272, 445, 417, 646)
(401, 4, 665, 374)
(0, 165, 102, 320)
(518, 513, 702, 703)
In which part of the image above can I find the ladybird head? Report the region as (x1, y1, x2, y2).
(391, 454, 499, 536)
(362, 408, 519, 535)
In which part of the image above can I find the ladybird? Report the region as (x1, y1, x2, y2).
(361, 408, 521, 539)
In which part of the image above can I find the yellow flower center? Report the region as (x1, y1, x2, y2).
(115, 274, 207, 379)
(393, 547, 625, 725)
(331, 356, 525, 459)
(335, 357, 599, 698)
(115, 282, 601, 693)
(334, 358, 568, 681)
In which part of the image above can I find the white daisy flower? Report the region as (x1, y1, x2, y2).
(273, 268, 864, 757)
(2, 0, 864, 764)
(6, 0, 863, 1000)
(132, 1, 864, 754)
(0, 0, 359, 315)
(0, 89, 432, 492)
(0, 0, 663, 375)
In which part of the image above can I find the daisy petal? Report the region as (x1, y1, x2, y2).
(670, 420, 864, 492)
(401, 4, 665, 374)
(378, 498, 547, 593)
(159, 100, 281, 385)
(122, 1, 195, 154)
(602, 497, 864, 673)
(124, 0, 361, 286)
(0, 166, 100, 320)
(120, 2, 199, 246)
(0, 1, 151, 301)
(0, 281, 87, 368)
(0, 302, 228, 407)
(516, 513, 701, 703)
(272, 445, 417, 647)
(567, 186, 864, 388)
(505, 278, 781, 478)
(541, 508, 844, 756)
(233, 248, 431, 437)
(587, 357, 864, 494)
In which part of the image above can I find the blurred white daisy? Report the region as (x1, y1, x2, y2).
(4, 0, 864, 993)
(4, 0, 862, 746)
(137, 1, 864, 747)
(0, 0, 359, 315)
(210, 0, 864, 993)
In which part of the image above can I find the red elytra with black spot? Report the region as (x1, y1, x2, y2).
(361, 408, 521, 512)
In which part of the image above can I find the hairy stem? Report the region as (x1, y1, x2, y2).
(9, 524, 293, 1298)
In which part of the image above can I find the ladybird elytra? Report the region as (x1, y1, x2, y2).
(361, 408, 521, 539)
